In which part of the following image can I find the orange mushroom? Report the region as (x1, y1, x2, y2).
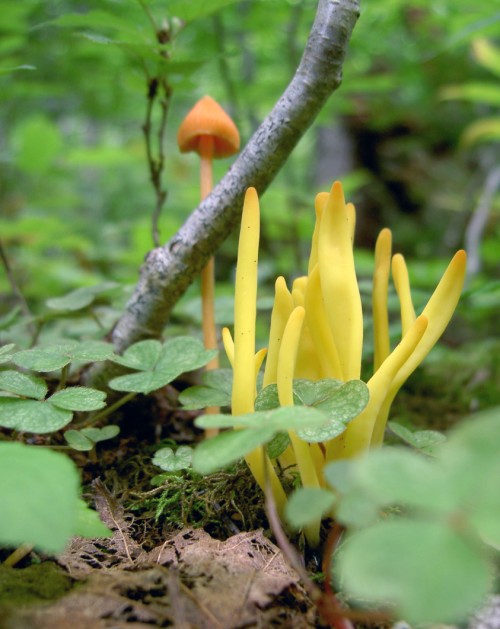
(177, 96, 240, 430)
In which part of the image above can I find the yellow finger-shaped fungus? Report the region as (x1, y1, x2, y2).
(341, 315, 429, 458)
(277, 305, 322, 545)
(304, 265, 343, 379)
(318, 182, 363, 380)
(231, 187, 260, 415)
(308, 192, 328, 274)
(263, 276, 294, 387)
(222, 326, 234, 366)
(371, 250, 467, 445)
(231, 187, 286, 512)
(392, 253, 416, 337)
(373, 228, 392, 371)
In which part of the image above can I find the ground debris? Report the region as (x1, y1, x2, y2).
(2, 528, 322, 629)
(144, 527, 314, 626)
(56, 478, 148, 578)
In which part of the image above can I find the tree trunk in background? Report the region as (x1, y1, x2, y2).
(87, 0, 360, 387)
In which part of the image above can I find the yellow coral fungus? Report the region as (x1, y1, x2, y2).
(222, 181, 466, 545)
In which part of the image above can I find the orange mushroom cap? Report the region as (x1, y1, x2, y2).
(177, 95, 240, 158)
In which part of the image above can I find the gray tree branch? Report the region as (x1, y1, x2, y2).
(88, 0, 360, 386)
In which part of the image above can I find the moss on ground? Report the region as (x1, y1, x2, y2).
(0, 562, 72, 607)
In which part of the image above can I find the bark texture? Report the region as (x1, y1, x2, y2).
(88, 0, 360, 385)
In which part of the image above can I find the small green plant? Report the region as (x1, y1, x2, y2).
(108, 337, 215, 394)
(153, 445, 194, 472)
(284, 406, 500, 625)
(64, 425, 120, 452)
(0, 334, 216, 555)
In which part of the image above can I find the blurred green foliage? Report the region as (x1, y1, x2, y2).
(0, 0, 498, 355)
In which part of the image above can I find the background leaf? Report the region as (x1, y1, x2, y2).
(49, 387, 107, 411)
(110, 339, 162, 371)
(336, 519, 493, 624)
(285, 487, 336, 530)
(0, 370, 47, 400)
(0, 399, 72, 433)
(64, 430, 94, 451)
(46, 283, 119, 312)
(74, 499, 112, 538)
(0, 344, 16, 364)
(0, 442, 80, 553)
(192, 427, 276, 475)
(388, 421, 446, 454)
(10, 115, 62, 174)
(166, 0, 240, 22)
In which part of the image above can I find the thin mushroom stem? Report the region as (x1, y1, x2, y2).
(198, 135, 219, 438)
(198, 135, 219, 372)
(199, 135, 214, 198)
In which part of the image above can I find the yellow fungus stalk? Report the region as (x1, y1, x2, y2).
(277, 306, 322, 545)
(254, 348, 268, 380)
(371, 250, 467, 445)
(308, 192, 328, 274)
(392, 253, 416, 337)
(373, 228, 392, 371)
(346, 202, 356, 244)
(318, 182, 363, 380)
(304, 265, 343, 379)
(277, 306, 305, 407)
(222, 326, 234, 366)
(230, 187, 287, 514)
(232, 187, 260, 415)
(341, 315, 429, 458)
(263, 276, 294, 387)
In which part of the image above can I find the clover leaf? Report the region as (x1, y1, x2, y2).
(65, 425, 120, 451)
(152, 445, 193, 471)
(0, 399, 72, 433)
(388, 421, 446, 454)
(193, 406, 329, 475)
(254, 378, 369, 443)
(48, 387, 106, 411)
(0, 372, 108, 434)
(0, 370, 47, 399)
(12, 340, 116, 372)
(0, 343, 16, 364)
(178, 368, 233, 409)
(109, 337, 216, 394)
